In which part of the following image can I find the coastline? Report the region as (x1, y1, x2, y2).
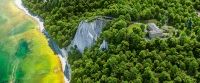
(14, 0, 69, 83)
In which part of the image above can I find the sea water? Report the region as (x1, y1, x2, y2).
(0, 0, 64, 83)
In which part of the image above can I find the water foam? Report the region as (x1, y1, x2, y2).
(15, 0, 69, 82)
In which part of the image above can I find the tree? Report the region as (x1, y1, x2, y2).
(107, 77, 118, 83)
(83, 78, 93, 83)
(186, 18, 193, 30)
(143, 67, 154, 82)
(188, 60, 199, 75)
(113, 19, 127, 30)
(130, 67, 139, 79)
(159, 71, 171, 82)
(125, 14, 131, 21)
(170, 65, 179, 79)
(174, 76, 182, 83)
(23, 0, 200, 82)
(149, 77, 159, 83)
(140, 24, 146, 31)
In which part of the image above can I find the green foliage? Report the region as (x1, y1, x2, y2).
(23, 0, 200, 47)
(22, 0, 200, 82)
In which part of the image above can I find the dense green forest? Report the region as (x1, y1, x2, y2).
(23, 0, 200, 83)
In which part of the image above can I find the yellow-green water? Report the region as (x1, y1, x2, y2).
(0, 0, 64, 83)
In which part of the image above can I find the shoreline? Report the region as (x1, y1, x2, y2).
(14, 0, 69, 83)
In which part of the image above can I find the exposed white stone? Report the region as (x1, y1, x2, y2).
(71, 19, 107, 53)
(197, 11, 200, 17)
(100, 40, 108, 51)
(43, 0, 47, 2)
(147, 23, 163, 38)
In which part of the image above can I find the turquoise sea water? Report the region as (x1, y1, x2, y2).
(0, 0, 64, 83)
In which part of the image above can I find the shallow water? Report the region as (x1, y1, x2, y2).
(0, 0, 64, 83)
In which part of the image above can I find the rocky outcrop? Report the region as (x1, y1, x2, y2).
(71, 18, 107, 53)
(198, 11, 200, 17)
(56, 18, 107, 81)
(100, 40, 108, 51)
(147, 23, 163, 38)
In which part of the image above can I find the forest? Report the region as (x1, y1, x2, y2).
(22, 0, 200, 83)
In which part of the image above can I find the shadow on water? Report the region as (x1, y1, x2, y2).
(15, 40, 29, 81)
(0, 40, 29, 83)
(0, 0, 65, 82)
(15, 40, 29, 58)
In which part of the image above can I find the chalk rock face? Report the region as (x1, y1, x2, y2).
(147, 23, 163, 38)
(72, 19, 107, 53)
(100, 40, 108, 51)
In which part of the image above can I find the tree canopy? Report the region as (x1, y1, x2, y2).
(23, 0, 200, 83)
